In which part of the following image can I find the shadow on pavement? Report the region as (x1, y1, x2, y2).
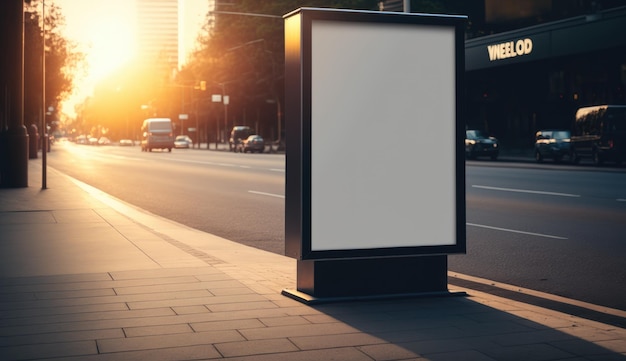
(310, 295, 626, 360)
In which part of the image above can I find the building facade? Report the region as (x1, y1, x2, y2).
(465, 5, 626, 148)
(136, 0, 179, 72)
(382, 1, 626, 149)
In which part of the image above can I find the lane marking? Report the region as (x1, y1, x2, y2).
(167, 158, 279, 172)
(168, 159, 218, 166)
(248, 191, 284, 199)
(270, 168, 285, 173)
(472, 185, 580, 198)
(467, 222, 568, 240)
(617, 199, 626, 202)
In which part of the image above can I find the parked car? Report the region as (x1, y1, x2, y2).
(465, 130, 499, 160)
(241, 135, 265, 153)
(174, 135, 193, 149)
(534, 129, 571, 162)
(119, 139, 134, 146)
(75, 135, 88, 144)
(570, 105, 626, 165)
(97, 137, 111, 145)
(229, 126, 253, 151)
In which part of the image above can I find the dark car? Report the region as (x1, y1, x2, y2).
(534, 129, 571, 162)
(570, 105, 626, 165)
(240, 135, 265, 153)
(229, 126, 253, 151)
(465, 130, 499, 160)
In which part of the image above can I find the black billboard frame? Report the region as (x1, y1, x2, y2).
(285, 8, 467, 263)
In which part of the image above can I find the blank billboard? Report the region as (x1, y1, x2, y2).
(284, 8, 466, 260)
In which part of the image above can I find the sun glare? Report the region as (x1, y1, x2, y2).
(56, 0, 137, 116)
(57, 0, 207, 118)
(84, 17, 136, 82)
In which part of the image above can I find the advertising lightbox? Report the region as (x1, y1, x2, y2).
(285, 8, 466, 261)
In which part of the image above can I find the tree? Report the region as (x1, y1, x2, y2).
(24, 0, 85, 135)
(73, 60, 169, 141)
(183, 0, 378, 143)
(176, 0, 480, 144)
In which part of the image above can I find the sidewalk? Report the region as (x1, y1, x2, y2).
(0, 160, 624, 361)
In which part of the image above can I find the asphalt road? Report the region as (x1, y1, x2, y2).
(48, 142, 626, 313)
(51, 142, 286, 254)
(455, 162, 626, 312)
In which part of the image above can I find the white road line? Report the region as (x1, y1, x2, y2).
(170, 159, 217, 165)
(270, 168, 285, 172)
(617, 199, 626, 202)
(173, 159, 238, 167)
(248, 191, 285, 199)
(472, 185, 580, 198)
(168, 159, 275, 171)
(467, 222, 568, 240)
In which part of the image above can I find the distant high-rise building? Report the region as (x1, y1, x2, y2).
(136, 0, 179, 71)
(179, 0, 211, 67)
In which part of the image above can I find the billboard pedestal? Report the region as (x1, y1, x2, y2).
(283, 8, 467, 304)
(283, 256, 463, 304)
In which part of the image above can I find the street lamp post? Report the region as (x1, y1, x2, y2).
(41, 0, 47, 189)
(223, 94, 229, 144)
(211, 82, 230, 146)
(193, 80, 206, 149)
(225, 38, 283, 148)
(212, 9, 286, 149)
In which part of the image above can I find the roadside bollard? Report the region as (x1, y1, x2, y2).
(28, 124, 39, 159)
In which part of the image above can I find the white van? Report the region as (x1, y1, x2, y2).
(141, 118, 175, 152)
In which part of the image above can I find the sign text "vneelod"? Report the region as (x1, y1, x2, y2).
(487, 38, 533, 61)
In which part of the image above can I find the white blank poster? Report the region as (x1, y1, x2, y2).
(310, 20, 457, 251)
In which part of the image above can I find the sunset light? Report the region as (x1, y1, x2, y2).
(80, 15, 136, 82)
(54, 0, 206, 117)
(55, 0, 137, 116)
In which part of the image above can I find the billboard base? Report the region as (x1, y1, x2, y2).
(281, 288, 466, 305)
(282, 255, 464, 304)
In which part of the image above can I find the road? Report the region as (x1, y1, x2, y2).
(455, 162, 626, 314)
(51, 142, 286, 254)
(48, 142, 626, 313)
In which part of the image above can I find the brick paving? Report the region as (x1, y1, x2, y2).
(0, 160, 624, 360)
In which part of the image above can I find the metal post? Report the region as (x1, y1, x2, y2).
(223, 95, 228, 144)
(221, 83, 227, 144)
(180, 85, 184, 135)
(404, 0, 410, 12)
(215, 115, 219, 149)
(41, 0, 47, 189)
